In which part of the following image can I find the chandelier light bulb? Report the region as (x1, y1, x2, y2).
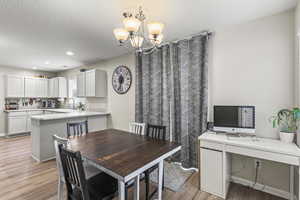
(123, 17, 141, 33)
(147, 22, 164, 36)
(113, 28, 129, 42)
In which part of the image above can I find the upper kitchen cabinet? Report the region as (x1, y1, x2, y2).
(5, 75, 25, 98)
(77, 73, 86, 97)
(77, 69, 107, 98)
(39, 79, 48, 97)
(48, 77, 67, 98)
(24, 77, 35, 97)
(24, 77, 48, 98)
(86, 69, 107, 97)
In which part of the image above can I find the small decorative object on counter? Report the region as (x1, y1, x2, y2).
(270, 108, 300, 143)
(77, 102, 86, 111)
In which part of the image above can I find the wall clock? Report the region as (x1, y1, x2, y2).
(112, 65, 132, 94)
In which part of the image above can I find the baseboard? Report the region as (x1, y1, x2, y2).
(31, 154, 56, 162)
(0, 133, 5, 137)
(231, 176, 297, 200)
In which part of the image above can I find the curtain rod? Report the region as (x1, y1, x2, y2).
(140, 30, 214, 53)
(170, 30, 213, 44)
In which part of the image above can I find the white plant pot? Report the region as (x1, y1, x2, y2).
(279, 131, 295, 143)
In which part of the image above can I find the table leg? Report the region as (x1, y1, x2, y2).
(158, 160, 164, 200)
(118, 180, 125, 200)
(134, 174, 140, 200)
(290, 165, 294, 200)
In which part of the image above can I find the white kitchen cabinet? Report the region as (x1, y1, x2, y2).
(40, 79, 48, 97)
(200, 148, 223, 197)
(88, 115, 107, 132)
(48, 77, 67, 98)
(85, 69, 107, 97)
(24, 77, 48, 98)
(35, 78, 48, 98)
(24, 77, 36, 97)
(27, 117, 32, 132)
(57, 77, 67, 98)
(6, 112, 28, 135)
(48, 78, 55, 97)
(77, 69, 107, 97)
(5, 75, 25, 98)
(77, 73, 86, 97)
(8, 116, 27, 135)
(85, 70, 95, 97)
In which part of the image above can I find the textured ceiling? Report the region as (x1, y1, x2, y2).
(0, 0, 297, 71)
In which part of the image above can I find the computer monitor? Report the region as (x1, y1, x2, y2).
(213, 105, 255, 134)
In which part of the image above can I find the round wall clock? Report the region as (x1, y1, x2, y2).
(112, 65, 132, 94)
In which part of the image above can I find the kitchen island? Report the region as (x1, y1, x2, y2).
(31, 110, 110, 162)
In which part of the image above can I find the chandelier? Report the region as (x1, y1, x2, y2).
(113, 7, 164, 52)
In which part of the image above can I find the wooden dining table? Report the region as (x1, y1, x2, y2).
(67, 129, 181, 200)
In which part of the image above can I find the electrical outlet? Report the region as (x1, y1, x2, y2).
(254, 159, 262, 169)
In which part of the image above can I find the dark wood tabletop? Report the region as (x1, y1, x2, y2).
(67, 129, 180, 178)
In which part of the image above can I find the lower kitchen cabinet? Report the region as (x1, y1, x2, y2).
(88, 115, 107, 132)
(5, 111, 44, 136)
(6, 112, 28, 136)
(8, 116, 27, 135)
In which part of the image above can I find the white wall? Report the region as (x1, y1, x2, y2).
(210, 10, 295, 139)
(0, 66, 55, 135)
(210, 10, 295, 192)
(58, 53, 135, 131)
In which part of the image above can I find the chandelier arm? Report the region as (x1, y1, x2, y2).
(132, 33, 138, 49)
(120, 41, 136, 54)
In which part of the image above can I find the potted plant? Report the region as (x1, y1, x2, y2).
(77, 102, 86, 111)
(270, 108, 300, 143)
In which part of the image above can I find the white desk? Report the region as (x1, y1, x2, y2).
(199, 131, 300, 200)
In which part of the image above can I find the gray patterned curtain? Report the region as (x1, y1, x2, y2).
(135, 34, 209, 168)
(135, 45, 171, 140)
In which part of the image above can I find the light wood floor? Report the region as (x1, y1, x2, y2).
(0, 135, 285, 200)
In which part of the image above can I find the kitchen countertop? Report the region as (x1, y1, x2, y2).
(31, 111, 110, 121)
(4, 108, 75, 113)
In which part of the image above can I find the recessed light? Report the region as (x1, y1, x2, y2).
(32, 67, 37, 70)
(45, 61, 50, 65)
(66, 51, 74, 56)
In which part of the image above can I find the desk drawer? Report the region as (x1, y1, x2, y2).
(200, 140, 224, 151)
(226, 145, 299, 165)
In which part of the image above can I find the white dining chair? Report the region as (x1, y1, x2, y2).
(52, 134, 101, 200)
(129, 122, 146, 135)
(52, 135, 68, 200)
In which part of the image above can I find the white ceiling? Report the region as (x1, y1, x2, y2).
(0, 0, 297, 72)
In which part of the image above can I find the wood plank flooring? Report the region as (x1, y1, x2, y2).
(0, 135, 285, 200)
